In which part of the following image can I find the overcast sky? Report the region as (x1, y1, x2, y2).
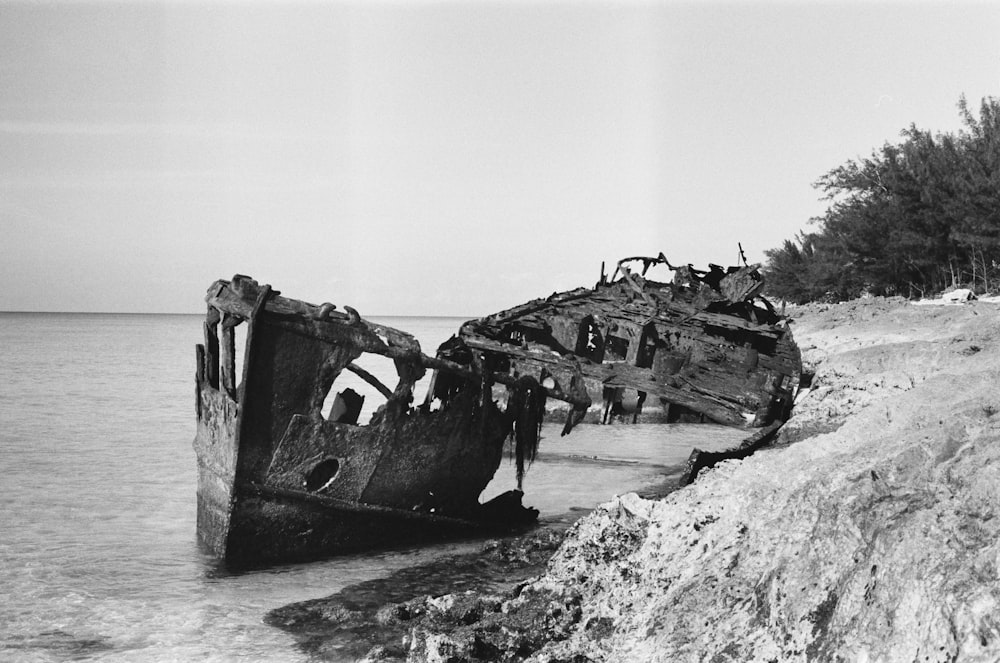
(2, 1, 998, 315)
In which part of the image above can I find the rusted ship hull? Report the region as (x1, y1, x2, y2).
(194, 391, 511, 566)
(201, 481, 497, 567)
(194, 256, 801, 567)
(193, 276, 523, 567)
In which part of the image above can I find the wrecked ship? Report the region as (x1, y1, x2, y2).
(194, 255, 801, 566)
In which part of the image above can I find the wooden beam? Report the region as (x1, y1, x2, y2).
(219, 313, 238, 398)
(346, 362, 394, 400)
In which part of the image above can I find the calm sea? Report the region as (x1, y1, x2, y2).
(0, 313, 746, 662)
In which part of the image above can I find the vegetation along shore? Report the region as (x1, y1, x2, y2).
(764, 96, 1000, 304)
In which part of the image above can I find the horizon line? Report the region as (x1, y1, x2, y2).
(0, 310, 477, 318)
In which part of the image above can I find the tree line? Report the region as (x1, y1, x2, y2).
(763, 96, 1000, 303)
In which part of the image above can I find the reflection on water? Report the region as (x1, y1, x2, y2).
(483, 422, 749, 518)
(0, 313, 747, 662)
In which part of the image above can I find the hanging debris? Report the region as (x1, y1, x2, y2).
(507, 376, 547, 489)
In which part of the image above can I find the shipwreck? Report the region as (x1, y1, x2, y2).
(194, 255, 801, 566)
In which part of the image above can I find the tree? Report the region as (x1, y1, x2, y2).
(764, 96, 1000, 302)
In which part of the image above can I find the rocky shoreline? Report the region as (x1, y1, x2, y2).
(273, 297, 1000, 662)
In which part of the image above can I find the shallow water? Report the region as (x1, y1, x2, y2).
(0, 313, 745, 662)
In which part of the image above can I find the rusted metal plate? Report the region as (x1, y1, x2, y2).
(192, 256, 802, 566)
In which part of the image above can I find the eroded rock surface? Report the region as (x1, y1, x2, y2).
(407, 298, 1000, 662)
(266, 528, 567, 661)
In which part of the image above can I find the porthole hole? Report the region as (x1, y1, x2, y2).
(305, 458, 341, 492)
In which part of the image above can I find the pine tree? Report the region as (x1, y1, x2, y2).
(764, 96, 1000, 302)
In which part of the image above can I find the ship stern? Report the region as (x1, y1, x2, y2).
(193, 383, 240, 556)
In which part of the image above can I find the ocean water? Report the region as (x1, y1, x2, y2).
(0, 313, 747, 662)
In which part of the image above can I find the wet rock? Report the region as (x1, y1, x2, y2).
(268, 526, 569, 661)
(360, 645, 398, 662)
(375, 599, 427, 626)
(402, 496, 650, 662)
(406, 584, 584, 662)
(482, 528, 567, 565)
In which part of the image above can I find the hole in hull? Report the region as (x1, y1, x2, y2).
(320, 355, 396, 424)
(305, 458, 341, 492)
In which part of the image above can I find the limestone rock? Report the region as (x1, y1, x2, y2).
(407, 298, 1000, 662)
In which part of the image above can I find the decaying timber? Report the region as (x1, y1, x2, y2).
(194, 255, 801, 566)
(433, 254, 801, 434)
(680, 421, 784, 485)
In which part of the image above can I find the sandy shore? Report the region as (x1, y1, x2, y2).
(390, 296, 1000, 662)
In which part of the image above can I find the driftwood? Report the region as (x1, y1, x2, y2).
(679, 420, 785, 485)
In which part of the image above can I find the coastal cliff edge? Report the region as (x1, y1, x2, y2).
(399, 297, 1000, 662)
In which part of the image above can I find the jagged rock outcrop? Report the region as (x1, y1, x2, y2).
(266, 528, 568, 661)
(408, 298, 1000, 662)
